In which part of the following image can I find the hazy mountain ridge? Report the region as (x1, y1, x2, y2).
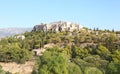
(0, 28, 32, 38)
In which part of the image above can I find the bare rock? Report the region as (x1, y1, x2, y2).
(32, 21, 83, 32)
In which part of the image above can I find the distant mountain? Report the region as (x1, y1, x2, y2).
(0, 28, 32, 38)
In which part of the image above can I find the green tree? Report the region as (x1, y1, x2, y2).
(68, 63, 83, 74)
(96, 45, 110, 60)
(84, 67, 103, 74)
(106, 62, 120, 74)
(111, 50, 120, 63)
(35, 47, 68, 74)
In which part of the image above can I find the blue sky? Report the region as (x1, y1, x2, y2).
(0, 0, 120, 30)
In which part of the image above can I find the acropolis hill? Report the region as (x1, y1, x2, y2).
(32, 21, 83, 32)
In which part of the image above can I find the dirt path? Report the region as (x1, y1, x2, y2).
(33, 43, 55, 56)
(0, 61, 35, 74)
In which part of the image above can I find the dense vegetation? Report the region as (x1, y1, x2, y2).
(0, 37, 33, 63)
(0, 28, 120, 74)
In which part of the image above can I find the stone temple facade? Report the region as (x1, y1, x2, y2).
(33, 21, 83, 32)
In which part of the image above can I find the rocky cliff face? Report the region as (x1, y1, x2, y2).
(33, 21, 83, 32)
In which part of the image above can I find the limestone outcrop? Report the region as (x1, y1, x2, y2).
(32, 21, 82, 32)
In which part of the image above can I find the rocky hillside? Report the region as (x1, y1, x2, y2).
(0, 28, 32, 38)
(33, 21, 83, 32)
(1, 21, 120, 74)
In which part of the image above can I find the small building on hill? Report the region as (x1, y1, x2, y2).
(15, 35, 25, 40)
